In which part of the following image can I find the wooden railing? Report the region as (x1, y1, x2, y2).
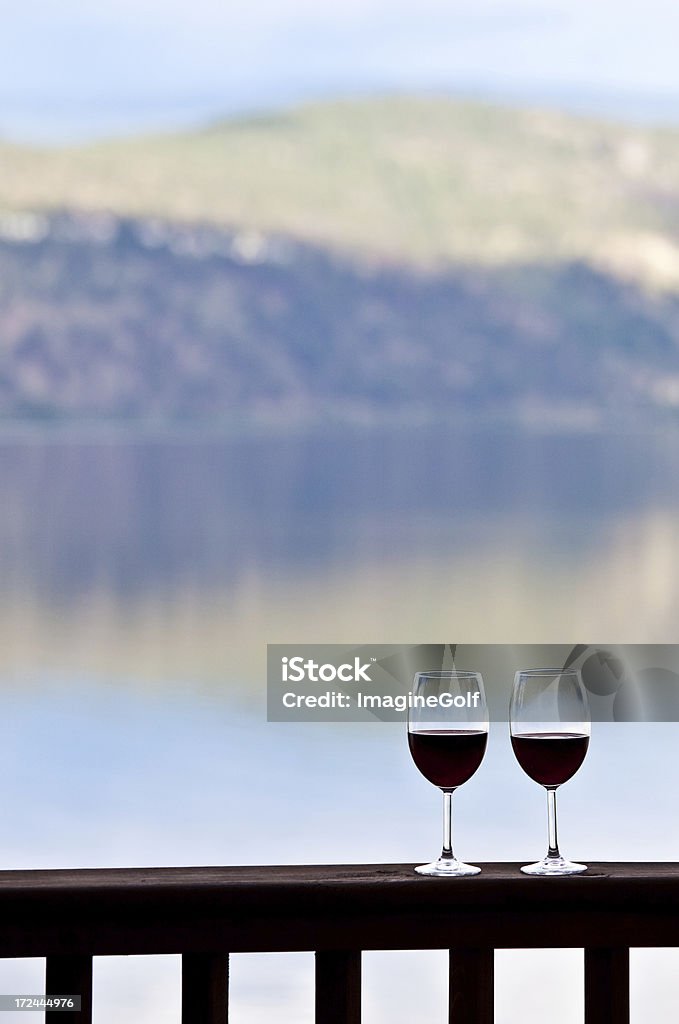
(3, 862, 678, 1022)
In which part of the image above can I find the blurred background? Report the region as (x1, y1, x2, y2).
(2, 0, 679, 1020)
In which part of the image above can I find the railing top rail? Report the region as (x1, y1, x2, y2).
(1, 861, 678, 906)
(2, 863, 679, 957)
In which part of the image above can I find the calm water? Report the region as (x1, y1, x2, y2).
(1, 428, 679, 1022)
(1, 427, 679, 683)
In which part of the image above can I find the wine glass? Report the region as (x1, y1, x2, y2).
(408, 670, 488, 876)
(510, 667, 590, 876)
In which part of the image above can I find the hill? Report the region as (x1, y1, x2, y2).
(3, 96, 679, 287)
(3, 97, 679, 425)
(1, 212, 679, 426)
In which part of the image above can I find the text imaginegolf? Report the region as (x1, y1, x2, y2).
(281, 691, 482, 710)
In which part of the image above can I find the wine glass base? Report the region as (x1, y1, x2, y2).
(520, 856, 587, 876)
(415, 859, 481, 877)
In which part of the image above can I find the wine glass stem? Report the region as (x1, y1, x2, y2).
(442, 789, 455, 861)
(546, 787, 560, 859)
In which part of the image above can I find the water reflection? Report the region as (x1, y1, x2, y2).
(0, 430, 677, 684)
(0, 429, 677, 600)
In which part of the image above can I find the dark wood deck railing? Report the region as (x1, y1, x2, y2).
(3, 862, 678, 1022)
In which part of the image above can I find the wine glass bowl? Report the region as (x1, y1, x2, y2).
(511, 731, 589, 788)
(510, 668, 590, 876)
(408, 670, 488, 877)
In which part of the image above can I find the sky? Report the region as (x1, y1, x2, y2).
(2, 0, 679, 140)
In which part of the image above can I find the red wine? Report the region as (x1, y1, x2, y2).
(408, 729, 488, 789)
(511, 732, 589, 786)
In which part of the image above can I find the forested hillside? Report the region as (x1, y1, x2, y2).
(2, 98, 679, 424)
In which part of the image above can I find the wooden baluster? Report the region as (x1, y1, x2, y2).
(182, 953, 229, 1024)
(315, 951, 361, 1024)
(45, 955, 93, 1024)
(449, 948, 493, 1024)
(585, 948, 629, 1024)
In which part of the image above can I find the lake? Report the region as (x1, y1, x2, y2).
(0, 427, 678, 1022)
